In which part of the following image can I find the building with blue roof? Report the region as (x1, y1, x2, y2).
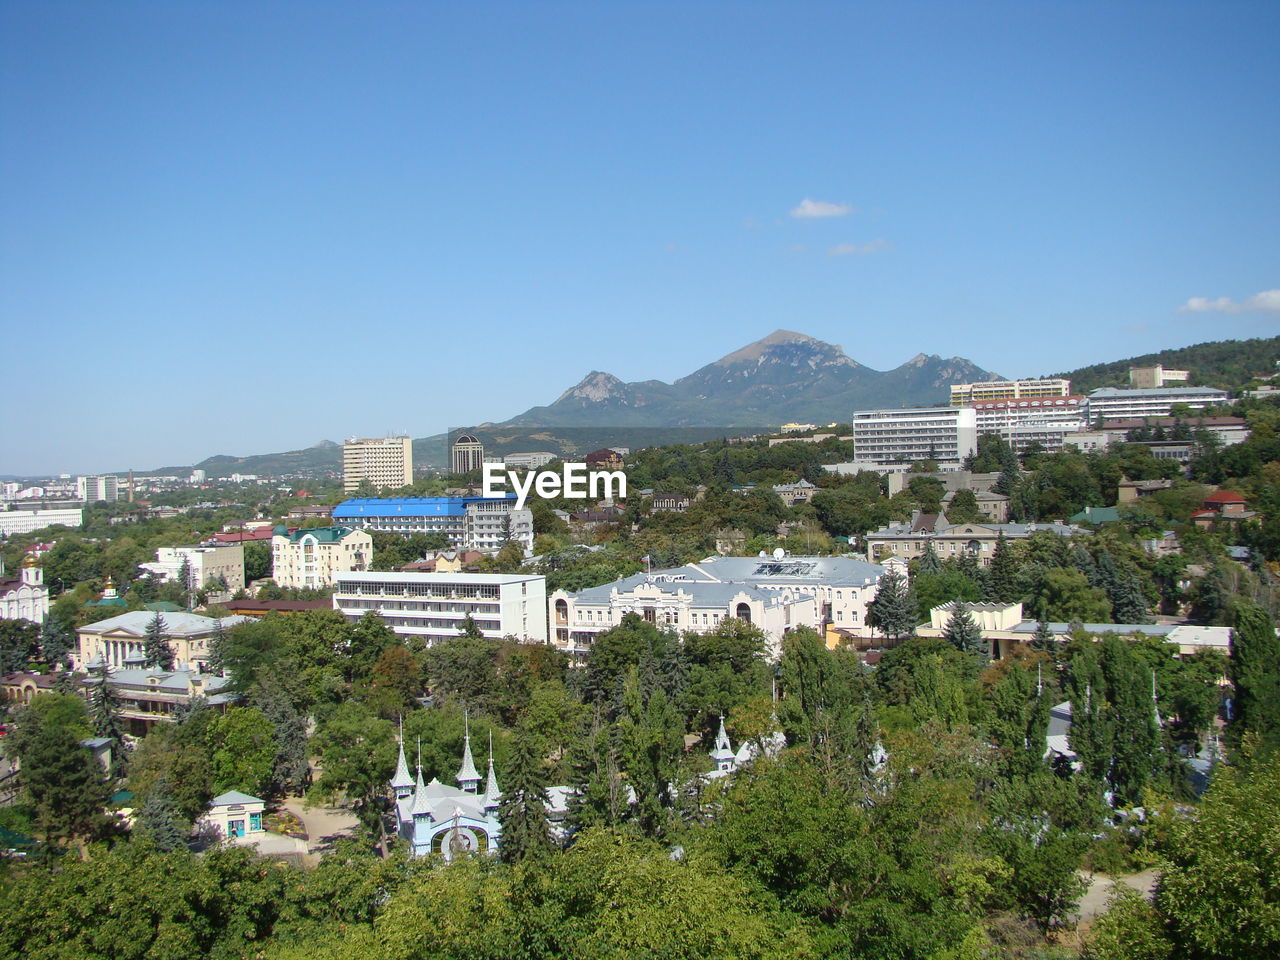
(332, 495, 533, 554)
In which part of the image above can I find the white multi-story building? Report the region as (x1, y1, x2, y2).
(950, 378, 1071, 406)
(343, 436, 413, 493)
(138, 543, 245, 599)
(331, 496, 534, 555)
(1084, 387, 1229, 422)
(502, 451, 557, 470)
(0, 556, 49, 623)
(968, 396, 1087, 453)
(851, 406, 978, 465)
(76, 475, 121, 502)
(272, 525, 373, 589)
(0, 507, 83, 537)
(549, 554, 887, 661)
(332, 571, 547, 646)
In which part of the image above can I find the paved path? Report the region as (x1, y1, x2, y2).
(1075, 869, 1161, 923)
(280, 796, 360, 859)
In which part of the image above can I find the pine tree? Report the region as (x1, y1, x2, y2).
(1070, 543, 1096, 582)
(135, 780, 189, 852)
(866, 569, 918, 641)
(565, 707, 625, 835)
(19, 718, 111, 855)
(1066, 643, 1111, 786)
(616, 667, 683, 839)
(39, 616, 73, 667)
(143, 613, 175, 670)
(498, 724, 552, 862)
(943, 603, 988, 662)
(994, 452, 1020, 497)
(177, 557, 193, 608)
(1100, 636, 1161, 806)
(1228, 600, 1280, 753)
(919, 541, 942, 576)
(88, 660, 125, 756)
(986, 533, 1019, 603)
(1093, 549, 1119, 596)
(207, 618, 228, 673)
(1111, 573, 1150, 624)
(1031, 619, 1056, 653)
(251, 679, 309, 796)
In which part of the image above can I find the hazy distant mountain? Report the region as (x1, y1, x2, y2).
(134, 332, 1000, 477)
(503, 330, 1001, 427)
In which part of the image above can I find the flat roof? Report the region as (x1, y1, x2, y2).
(334, 571, 544, 585)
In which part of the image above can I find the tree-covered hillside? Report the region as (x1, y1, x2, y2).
(1054, 336, 1280, 394)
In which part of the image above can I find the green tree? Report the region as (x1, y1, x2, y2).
(866, 568, 918, 641)
(308, 702, 397, 853)
(134, 780, 189, 852)
(943, 603, 987, 662)
(143, 612, 175, 670)
(616, 667, 684, 838)
(918, 540, 942, 576)
(0, 619, 41, 673)
(1036, 567, 1111, 622)
(19, 716, 111, 855)
(1031, 619, 1056, 653)
(1157, 754, 1280, 959)
(1228, 599, 1280, 755)
(497, 723, 552, 863)
(946, 488, 982, 523)
(986, 532, 1019, 603)
(208, 706, 276, 796)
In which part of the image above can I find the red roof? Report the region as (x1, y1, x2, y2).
(209, 528, 274, 543)
(1204, 491, 1247, 504)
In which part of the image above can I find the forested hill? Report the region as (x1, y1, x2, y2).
(1054, 336, 1280, 394)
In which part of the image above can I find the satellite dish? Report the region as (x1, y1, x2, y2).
(772, 547, 786, 560)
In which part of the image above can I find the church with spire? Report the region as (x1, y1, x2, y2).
(390, 718, 503, 859)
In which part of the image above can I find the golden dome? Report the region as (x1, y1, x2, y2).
(21, 553, 39, 568)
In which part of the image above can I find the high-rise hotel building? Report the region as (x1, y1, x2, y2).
(343, 436, 413, 493)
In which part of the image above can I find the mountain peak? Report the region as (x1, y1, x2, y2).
(556, 370, 626, 403)
(714, 330, 856, 367)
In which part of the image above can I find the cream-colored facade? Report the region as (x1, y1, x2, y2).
(74, 611, 256, 671)
(272, 526, 373, 589)
(949, 378, 1071, 406)
(140, 543, 245, 600)
(343, 436, 413, 493)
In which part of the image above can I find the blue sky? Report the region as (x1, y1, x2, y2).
(2, 1, 1278, 475)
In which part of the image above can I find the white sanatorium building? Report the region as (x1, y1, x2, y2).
(0, 507, 83, 537)
(1084, 386, 1229, 422)
(851, 407, 978, 465)
(550, 554, 889, 661)
(332, 572, 548, 646)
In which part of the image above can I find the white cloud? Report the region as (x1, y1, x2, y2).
(790, 198, 851, 219)
(828, 239, 890, 256)
(1179, 289, 1280, 314)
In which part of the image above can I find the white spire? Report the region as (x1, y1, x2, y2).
(710, 714, 736, 771)
(390, 718, 414, 791)
(457, 713, 481, 792)
(411, 737, 432, 818)
(484, 729, 501, 807)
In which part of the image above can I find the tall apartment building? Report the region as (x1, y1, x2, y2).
(851, 407, 978, 465)
(949, 378, 1071, 406)
(343, 436, 413, 493)
(332, 571, 547, 645)
(331, 496, 534, 555)
(1129, 365, 1190, 389)
(1085, 387, 1228, 423)
(450, 435, 486, 474)
(271, 525, 373, 589)
(77, 475, 120, 502)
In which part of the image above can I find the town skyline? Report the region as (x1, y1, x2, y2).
(3, 2, 1279, 473)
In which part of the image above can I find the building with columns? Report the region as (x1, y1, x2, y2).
(73, 610, 255, 671)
